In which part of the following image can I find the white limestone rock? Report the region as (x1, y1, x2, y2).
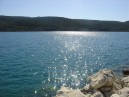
(91, 91, 104, 97)
(112, 79, 122, 93)
(121, 76, 129, 87)
(81, 84, 95, 95)
(117, 87, 129, 97)
(111, 94, 120, 97)
(56, 86, 90, 97)
(89, 69, 116, 89)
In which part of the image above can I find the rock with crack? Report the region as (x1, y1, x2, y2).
(112, 79, 122, 93)
(81, 84, 95, 95)
(98, 86, 113, 97)
(89, 69, 116, 89)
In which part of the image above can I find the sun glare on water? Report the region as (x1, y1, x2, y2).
(63, 31, 85, 35)
(55, 31, 98, 37)
(42, 31, 102, 96)
(54, 31, 98, 52)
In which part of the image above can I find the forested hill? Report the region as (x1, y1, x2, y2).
(0, 16, 129, 32)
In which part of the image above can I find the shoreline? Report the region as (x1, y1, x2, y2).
(55, 69, 129, 97)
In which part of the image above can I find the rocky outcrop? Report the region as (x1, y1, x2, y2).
(91, 91, 104, 97)
(116, 87, 129, 97)
(89, 70, 116, 89)
(56, 86, 90, 97)
(55, 69, 129, 97)
(110, 94, 120, 97)
(121, 76, 129, 87)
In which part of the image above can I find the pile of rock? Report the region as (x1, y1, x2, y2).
(55, 69, 129, 97)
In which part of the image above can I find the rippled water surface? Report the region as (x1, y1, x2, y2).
(0, 31, 129, 97)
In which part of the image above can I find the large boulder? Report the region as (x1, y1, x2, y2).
(121, 76, 129, 87)
(117, 87, 129, 97)
(89, 69, 116, 89)
(56, 86, 90, 97)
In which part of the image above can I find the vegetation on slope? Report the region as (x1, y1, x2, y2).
(0, 16, 129, 31)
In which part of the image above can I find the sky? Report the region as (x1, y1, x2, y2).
(0, 0, 129, 21)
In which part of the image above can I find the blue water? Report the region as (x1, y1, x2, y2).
(0, 31, 129, 97)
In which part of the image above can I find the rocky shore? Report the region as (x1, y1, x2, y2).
(55, 69, 129, 97)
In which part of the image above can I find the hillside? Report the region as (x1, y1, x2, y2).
(0, 16, 129, 31)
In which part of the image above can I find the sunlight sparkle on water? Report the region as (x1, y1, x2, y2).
(34, 90, 37, 94)
(43, 31, 102, 96)
(55, 31, 97, 36)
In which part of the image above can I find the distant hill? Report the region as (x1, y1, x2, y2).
(0, 15, 129, 32)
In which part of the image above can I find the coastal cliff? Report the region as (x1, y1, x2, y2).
(55, 69, 129, 97)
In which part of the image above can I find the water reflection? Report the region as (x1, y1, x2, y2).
(55, 31, 98, 36)
(1, 32, 129, 97)
(32, 31, 128, 97)
(41, 31, 101, 95)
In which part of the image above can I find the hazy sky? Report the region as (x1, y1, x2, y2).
(0, 0, 129, 21)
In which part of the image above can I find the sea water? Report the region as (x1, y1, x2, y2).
(0, 31, 129, 97)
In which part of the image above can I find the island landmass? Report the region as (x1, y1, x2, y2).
(0, 15, 129, 32)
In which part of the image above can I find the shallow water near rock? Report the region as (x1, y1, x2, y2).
(0, 31, 129, 97)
